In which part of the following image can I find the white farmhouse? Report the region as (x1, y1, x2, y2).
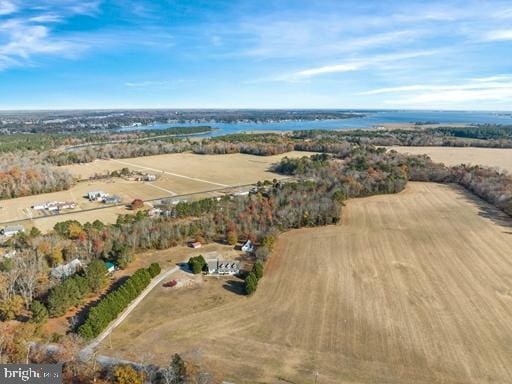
(87, 191, 108, 201)
(241, 240, 254, 254)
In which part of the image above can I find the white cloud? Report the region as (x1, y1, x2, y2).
(125, 80, 170, 87)
(0, 18, 82, 69)
(29, 14, 62, 23)
(0, 0, 16, 16)
(361, 75, 512, 107)
(284, 50, 437, 80)
(124, 79, 189, 88)
(0, 1, 104, 70)
(237, 17, 426, 59)
(393, 88, 512, 105)
(482, 29, 512, 41)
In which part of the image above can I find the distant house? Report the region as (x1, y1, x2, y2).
(58, 202, 77, 210)
(0, 225, 24, 237)
(241, 240, 254, 254)
(189, 241, 202, 249)
(51, 258, 82, 280)
(36, 201, 77, 211)
(32, 202, 48, 210)
(103, 195, 121, 204)
(205, 252, 240, 275)
(105, 261, 116, 274)
(87, 191, 108, 201)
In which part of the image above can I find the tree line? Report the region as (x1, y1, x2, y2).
(78, 263, 160, 339)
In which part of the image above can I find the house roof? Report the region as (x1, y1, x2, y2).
(105, 261, 115, 269)
(3, 225, 24, 232)
(207, 260, 218, 271)
(51, 258, 82, 279)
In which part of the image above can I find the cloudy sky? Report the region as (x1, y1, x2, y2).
(0, 0, 511, 110)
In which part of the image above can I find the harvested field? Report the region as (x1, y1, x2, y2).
(100, 182, 512, 383)
(1, 152, 312, 230)
(388, 146, 512, 172)
(60, 151, 315, 181)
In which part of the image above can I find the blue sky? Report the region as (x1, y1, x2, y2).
(0, 0, 511, 110)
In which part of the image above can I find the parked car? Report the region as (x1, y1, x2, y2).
(163, 279, 177, 288)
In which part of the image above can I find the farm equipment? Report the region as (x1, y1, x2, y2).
(163, 279, 177, 288)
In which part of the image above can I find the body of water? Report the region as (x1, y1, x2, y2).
(121, 110, 512, 137)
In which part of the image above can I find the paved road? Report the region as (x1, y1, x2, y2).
(80, 265, 181, 361)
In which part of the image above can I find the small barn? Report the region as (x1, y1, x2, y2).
(189, 241, 202, 249)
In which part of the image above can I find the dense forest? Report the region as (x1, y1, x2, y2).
(428, 124, 512, 140)
(46, 140, 192, 166)
(291, 125, 512, 148)
(0, 155, 73, 199)
(0, 126, 213, 153)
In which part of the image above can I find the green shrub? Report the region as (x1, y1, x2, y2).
(148, 262, 161, 277)
(245, 272, 258, 295)
(252, 261, 264, 280)
(30, 300, 48, 324)
(188, 255, 206, 274)
(85, 260, 108, 293)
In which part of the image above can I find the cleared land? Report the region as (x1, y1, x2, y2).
(0, 151, 313, 231)
(60, 151, 313, 181)
(100, 182, 512, 383)
(388, 146, 512, 172)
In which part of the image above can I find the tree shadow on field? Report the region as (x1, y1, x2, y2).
(222, 278, 246, 296)
(449, 184, 512, 230)
(178, 262, 192, 273)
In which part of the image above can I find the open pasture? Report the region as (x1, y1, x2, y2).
(61, 151, 314, 184)
(388, 146, 512, 172)
(101, 182, 512, 383)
